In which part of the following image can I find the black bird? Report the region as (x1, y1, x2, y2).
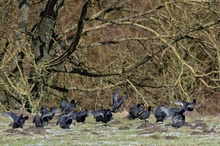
(155, 106, 186, 127)
(171, 108, 185, 128)
(92, 109, 113, 125)
(138, 106, 151, 122)
(60, 99, 76, 115)
(66, 111, 78, 120)
(56, 114, 74, 129)
(39, 106, 61, 125)
(2, 112, 29, 129)
(128, 103, 145, 119)
(92, 110, 104, 123)
(174, 99, 196, 111)
(33, 110, 58, 128)
(101, 109, 113, 124)
(40, 106, 48, 114)
(172, 114, 185, 128)
(159, 106, 182, 120)
(76, 110, 89, 123)
(154, 106, 167, 122)
(33, 113, 43, 128)
(112, 89, 127, 112)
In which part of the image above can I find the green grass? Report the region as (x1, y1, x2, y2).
(0, 112, 219, 146)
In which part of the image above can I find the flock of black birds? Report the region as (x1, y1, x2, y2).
(1, 89, 196, 129)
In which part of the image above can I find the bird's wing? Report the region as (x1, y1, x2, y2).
(33, 113, 40, 123)
(50, 107, 61, 113)
(2, 112, 17, 122)
(57, 115, 65, 125)
(78, 111, 88, 117)
(177, 107, 185, 115)
(118, 96, 127, 105)
(159, 106, 170, 116)
(112, 89, 121, 104)
(153, 106, 160, 115)
(60, 100, 68, 109)
(105, 110, 112, 118)
(67, 102, 75, 111)
(66, 115, 74, 121)
(41, 112, 54, 120)
(15, 114, 23, 123)
(173, 100, 186, 107)
(139, 110, 150, 118)
(67, 111, 77, 119)
(93, 111, 104, 118)
(154, 106, 167, 115)
(112, 96, 127, 111)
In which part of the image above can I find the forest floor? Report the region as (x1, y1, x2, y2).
(0, 110, 220, 146)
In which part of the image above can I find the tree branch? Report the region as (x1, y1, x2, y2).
(45, 1, 89, 67)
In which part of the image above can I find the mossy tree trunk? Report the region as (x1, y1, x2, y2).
(3, 0, 89, 112)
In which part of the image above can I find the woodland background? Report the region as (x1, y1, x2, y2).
(0, 0, 220, 114)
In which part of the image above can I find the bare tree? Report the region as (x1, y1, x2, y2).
(0, 1, 220, 113)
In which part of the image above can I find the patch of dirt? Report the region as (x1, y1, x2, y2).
(164, 135, 178, 140)
(4, 129, 29, 135)
(4, 129, 20, 133)
(193, 120, 204, 123)
(202, 128, 216, 134)
(24, 126, 47, 135)
(182, 122, 192, 128)
(139, 123, 168, 134)
(80, 128, 91, 132)
(191, 131, 203, 135)
(136, 122, 156, 129)
(164, 123, 172, 127)
(191, 128, 216, 135)
(110, 120, 122, 125)
(91, 131, 99, 135)
(191, 123, 208, 130)
(118, 126, 130, 130)
(149, 134, 160, 139)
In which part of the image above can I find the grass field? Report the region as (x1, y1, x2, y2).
(0, 111, 219, 146)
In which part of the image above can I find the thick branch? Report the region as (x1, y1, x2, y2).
(32, 0, 64, 63)
(46, 1, 89, 67)
(48, 65, 120, 77)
